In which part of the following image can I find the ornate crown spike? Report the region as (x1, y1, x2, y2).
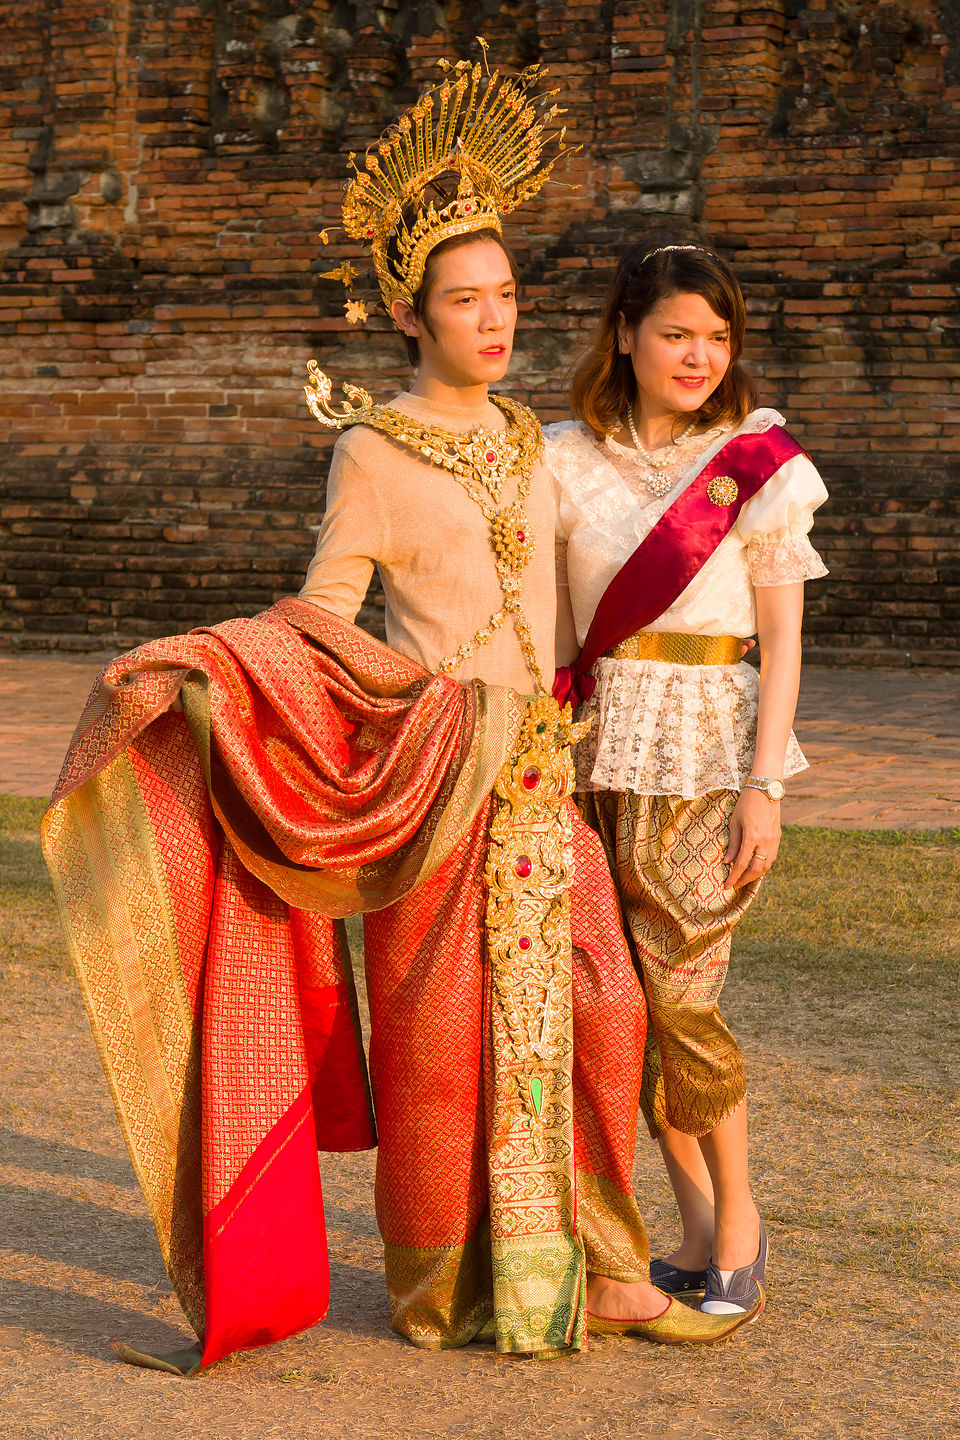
(331, 39, 576, 316)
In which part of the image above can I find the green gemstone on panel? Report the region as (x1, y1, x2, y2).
(536, 722, 547, 734)
(530, 1076, 543, 1117)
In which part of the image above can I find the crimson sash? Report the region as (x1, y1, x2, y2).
(553, 426, 804, 707)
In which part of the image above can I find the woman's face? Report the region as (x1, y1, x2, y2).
(618, 290, 732, 421)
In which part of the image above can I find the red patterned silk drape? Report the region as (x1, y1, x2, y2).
(366, 799, 649, 1353)
(41, 599, 520, 1369)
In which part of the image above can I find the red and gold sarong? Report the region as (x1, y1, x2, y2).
(583, 789, 761, 1139)
(42, 598, 649, 1366)
(367, 779, 649, 1354)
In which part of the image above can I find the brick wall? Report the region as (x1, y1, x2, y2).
(1, 0, 958, 663)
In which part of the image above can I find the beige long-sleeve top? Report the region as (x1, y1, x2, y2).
(300, 390, 558, 695)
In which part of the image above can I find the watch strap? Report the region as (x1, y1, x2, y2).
(745, 775, 784, 800)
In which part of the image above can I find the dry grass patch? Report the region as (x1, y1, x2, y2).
(1, 803, 957, 1439)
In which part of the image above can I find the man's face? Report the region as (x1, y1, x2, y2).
(395, 239, 518, 386)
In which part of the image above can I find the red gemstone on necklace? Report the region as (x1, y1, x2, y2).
(516, 530, 525, 542)
(518, 935, 532, 951)
(521, 766, 540, 790)
(485, 449, 497, 463)
(514, 855, 532, 878)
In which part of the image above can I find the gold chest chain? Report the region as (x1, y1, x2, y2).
(338, 393, 546, 694)
(302, 367, 547, 692)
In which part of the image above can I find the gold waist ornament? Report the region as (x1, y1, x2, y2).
(610, 632, 743, 666)
(484, 694, 590, 1135)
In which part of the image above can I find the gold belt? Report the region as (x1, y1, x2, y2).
(609, 632, 743, 666)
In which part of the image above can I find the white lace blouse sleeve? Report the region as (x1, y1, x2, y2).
(735, 450, 830, 587)
(542, 420, 590, 543)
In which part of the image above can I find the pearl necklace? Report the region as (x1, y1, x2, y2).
(623, 409, 699, 498)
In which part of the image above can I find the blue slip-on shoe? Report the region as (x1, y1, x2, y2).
(701, 1220, 768, 1315)
(649, 1258, 709, 1296)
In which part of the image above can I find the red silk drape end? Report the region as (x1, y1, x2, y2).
(299, 980, 377, 1152)
(552, 665, 597, 710)
(201, 1085, 329, 1368)
(290, 911, 376, 1152)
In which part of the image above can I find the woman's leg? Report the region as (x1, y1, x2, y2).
(659, 1104, 760, 1271)
(699, 1101, 761, 1270)
(586, 789, 763, 1273)
(657, 1126, 716, 1270)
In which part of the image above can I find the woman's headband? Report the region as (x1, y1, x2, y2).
(641, 243, 715, 263)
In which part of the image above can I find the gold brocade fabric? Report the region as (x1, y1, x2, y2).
(610, 632, 742, 667)
(364, 796, 649, 1354)
(43, 731, 209, 1337)
(576, 1171, 651, 1283)
(583, 789, 762, 1139)
(483, 700, 585, 1355)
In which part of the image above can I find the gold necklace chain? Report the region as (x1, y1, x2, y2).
(356, 396, 548, 693)
(361, 394, 538, 503)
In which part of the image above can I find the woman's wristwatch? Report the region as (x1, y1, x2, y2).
(744, 775, 785, 802)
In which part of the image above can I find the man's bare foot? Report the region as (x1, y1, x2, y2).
(586, 1275, 671, 1322)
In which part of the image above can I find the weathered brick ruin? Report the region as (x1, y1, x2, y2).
(1, 1, 958, 662)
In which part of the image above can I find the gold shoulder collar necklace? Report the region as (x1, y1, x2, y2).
(353, 393, 541, 506)
(303, 366, 547, 692)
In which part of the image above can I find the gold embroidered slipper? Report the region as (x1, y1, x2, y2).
(587, 1287, 764, 1345)
(111, 1340, 204, 1376)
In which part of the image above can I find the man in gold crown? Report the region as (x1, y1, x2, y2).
(298, 49, 764, 1354)
(41, 46, 760, 1374)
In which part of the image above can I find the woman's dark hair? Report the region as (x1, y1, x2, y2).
(386, 173, 520, 367)
(570, 242, 758, 438)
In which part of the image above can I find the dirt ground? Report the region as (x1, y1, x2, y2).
(1, 812, 958, 1440)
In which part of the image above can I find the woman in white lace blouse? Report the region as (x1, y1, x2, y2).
(545, 243, 828, 1323)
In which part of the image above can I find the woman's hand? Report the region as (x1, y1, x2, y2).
(724, 787, 781, 887)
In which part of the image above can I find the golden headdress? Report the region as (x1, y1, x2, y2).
(320, 38, 576, 318)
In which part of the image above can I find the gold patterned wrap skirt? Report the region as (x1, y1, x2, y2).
(364, 792, 650, 1353)
(582, 788, 762, 1140)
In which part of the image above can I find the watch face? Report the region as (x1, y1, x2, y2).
(767, 779, 785, 801)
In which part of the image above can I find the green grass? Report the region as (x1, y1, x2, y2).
(0, 793, 48, 842)
(727, 826, 960, 1085)
(0, 796, 62, 987)
(740, 824, 960, 965)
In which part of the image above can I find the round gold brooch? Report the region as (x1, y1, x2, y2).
(706, 474, 738, 506)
